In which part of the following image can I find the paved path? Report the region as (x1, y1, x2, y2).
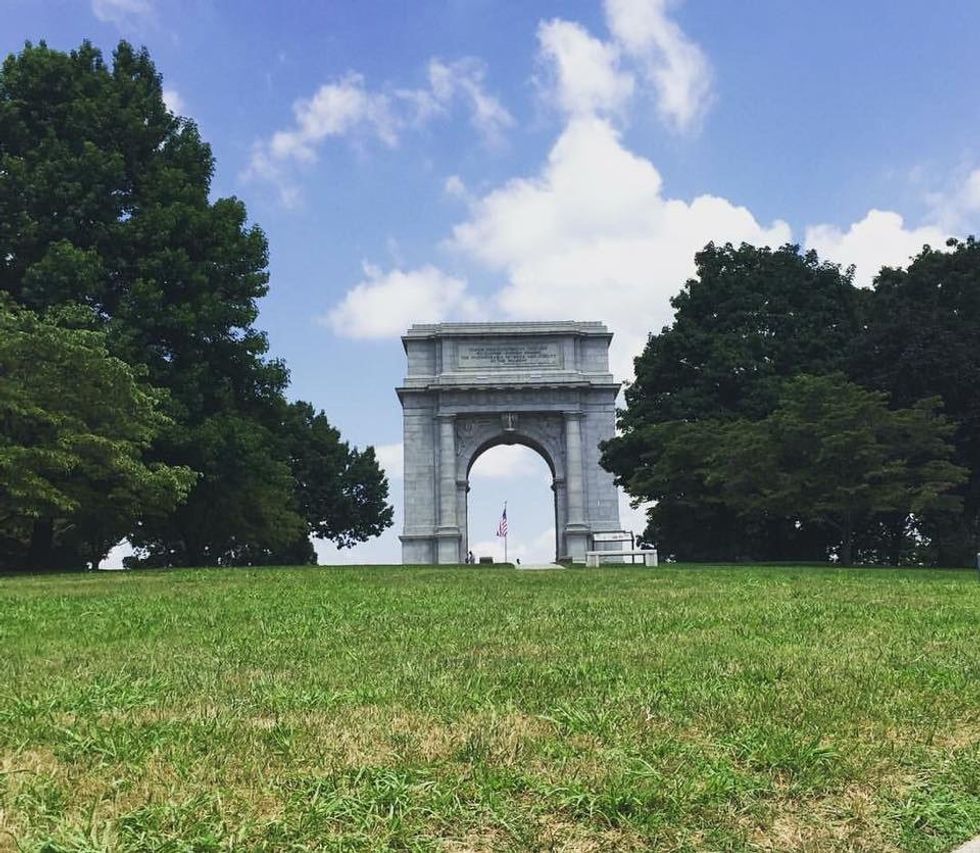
(515, 563, 564, 571)
(953, 836, 980, 852)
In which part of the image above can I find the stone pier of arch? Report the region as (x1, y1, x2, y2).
(396, 321, 622, 564)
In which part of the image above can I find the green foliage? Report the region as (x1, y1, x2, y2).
(1, 565, 978, 850)
(283, 401, 394, 549)
(716, 376, 966, 564)
(623, 242, 864, 427)
(607, 242, 865, 560)
(0, 40, 393, 567)
(127, 412, 310, 568)
(853, 237, 980, 565)
(0, 299, 195, 569)
(609, 375, 966, 565)
(607, 239, 980, 566)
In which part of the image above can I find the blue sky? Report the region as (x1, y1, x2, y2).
(6, 0, 980, 564)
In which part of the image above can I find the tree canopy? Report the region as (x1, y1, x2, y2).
(604, 240, 978, 566)
(0, 299, 195, 569)
(607, 243, 866, 561)
(851, 237, 980, 565)
(0, 40, 392, 569)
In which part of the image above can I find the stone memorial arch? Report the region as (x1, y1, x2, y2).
(397, 322, 622, 564)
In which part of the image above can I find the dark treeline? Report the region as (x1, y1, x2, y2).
(602, 240, 980, 567)
(0, 41, 393, 571)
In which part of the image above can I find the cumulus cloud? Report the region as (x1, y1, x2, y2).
(324, 6, 720, 375)
(426, 59, 514, 146)
(536, 19, 635, 117)
(244, 72, 396, 199)
(325, 3, 962, 388)
(92, 0, 152, 26)
(470, 445, 552, 482)
(927, 167, 980, 232)
(470, 526, 556, 564)
(604, 0, 713, 131)
(162, 87, 186, 116)
(449, 116, 790, 378)
(373, 442, 404, 480)
(323, 263, 480, 339)
(443, 174, 468, 199)
(534, 1, 711, 131)
(276, 74, 397, 160)
(805, 209, 947, 288)
(246, 59, 511, 205)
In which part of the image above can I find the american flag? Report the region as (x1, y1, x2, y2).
(496, 505, 508, 538)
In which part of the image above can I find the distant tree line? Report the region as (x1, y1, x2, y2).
(602, 240, 980, 566)
(0, 41, 393, 571)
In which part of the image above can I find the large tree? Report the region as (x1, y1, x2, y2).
(709, 376, 965, 565)
(0, 41, 392, 567)
(607, 375, 965, 565)
(283, 402, 394, 549)
(852, 237, 980, 565)
(606, 242, 865, 560)
(0, 299, 196, 570)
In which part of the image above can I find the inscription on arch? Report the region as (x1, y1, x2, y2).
(456, 340, 563, 370)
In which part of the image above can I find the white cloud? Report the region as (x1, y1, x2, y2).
(927, 167, 980, 232)
(449, 115, 790, 378)
(803, 167, 980, 287)
(805, 209, 948, 288)
(374, 442, 404, 480)
(162, 87, 185, 116)
(536, 19, 635, 118)
(444, 174, 468, 199)
(619, 491, 650, 541)
(270, 73, 397, 165)
(246, 59, 511, 204)
(470, 526, 556, 565)
(427, 58, 514, 147)
(92, 0, 152, 26)
(470, 445, 552, 482)
(958, 169, 980, 215)
(315, 507, 404, 566)
(533, 2, 711, 132)
(243, 74, 395, 206)
(604, 0, 713, 131)
(323, 263, 480, 339)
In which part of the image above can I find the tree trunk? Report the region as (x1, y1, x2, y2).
(27, 517, 54, 570)
(840, 516, 854, 566)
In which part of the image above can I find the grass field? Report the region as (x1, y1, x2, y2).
(1, 565, 979, 852)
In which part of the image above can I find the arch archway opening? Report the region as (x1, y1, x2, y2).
(465, 443, 557, 565)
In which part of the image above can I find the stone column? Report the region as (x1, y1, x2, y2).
(457, 480, 470, 559)
(552, 477, 567, 561)
(565, 413, 586, 524)
(437, 415, 456, 525)
(435, 414, 460, 563)
(564, 412, 589, 562)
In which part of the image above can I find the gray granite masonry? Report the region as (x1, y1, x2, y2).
(396, 321, 623, 564)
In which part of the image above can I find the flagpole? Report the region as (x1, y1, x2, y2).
(504, 501, 508, 564)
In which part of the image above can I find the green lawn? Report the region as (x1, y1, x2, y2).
(1, 565, 978, 852)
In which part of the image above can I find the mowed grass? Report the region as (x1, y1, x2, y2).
(1, 565, 979, 852)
